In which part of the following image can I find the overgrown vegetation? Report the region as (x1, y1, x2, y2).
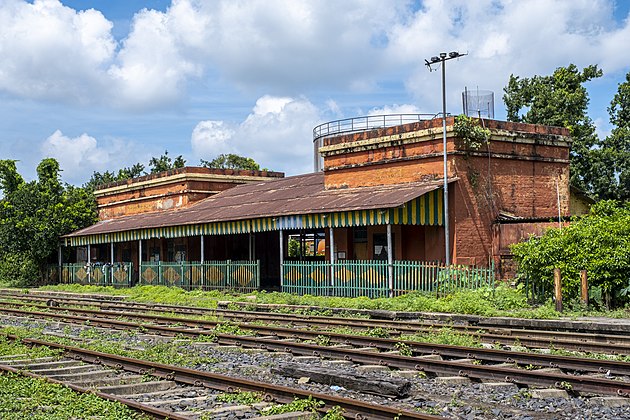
(200, 153, 269, 171)
(453, 114, 491, 151)
(84, 150, 186, 190)
(512, 200, 630, 308)
(259, 396, 344, 418)
(2, 326, 220, 368)
(399, 327, 482, 348)
(0, 373, 146, 420)
(0, 159, 97, 287)
(215, 391, 263, 405)
(0, 335, 61, 359)
(38, 282, 561, 317)
(0, 335, 143, 419)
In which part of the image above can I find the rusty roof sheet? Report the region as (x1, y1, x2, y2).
(65, 172, 446, 237)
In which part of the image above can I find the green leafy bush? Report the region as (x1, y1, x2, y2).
(512, 200, 630, 307)
(0, 252, 39, 287)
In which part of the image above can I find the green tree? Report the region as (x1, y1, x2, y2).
(84, 163, 145, 191)
(589, 72, 630, 201)
(200, 153, 262, 171)
(149, 150, 186, 173)
(503, 64, 603, 194)
(511, 200, 630, 307)
(0, 158, 97, 286)
(287, 238, 304, 258)
(0, 160, 24, 194)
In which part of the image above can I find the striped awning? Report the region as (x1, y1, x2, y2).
(65, 189, 443, 246)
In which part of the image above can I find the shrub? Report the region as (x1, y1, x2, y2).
(512, 200, 630, 306)
(0, 252, 39, 287)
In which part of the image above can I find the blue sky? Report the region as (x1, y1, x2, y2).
(2, 0, 630, 185)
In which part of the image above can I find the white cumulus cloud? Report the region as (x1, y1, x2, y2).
(2, 0, 630, 114)
(0, 0, 116, 103)
(191, 95, 322, 174)
(40, 130, 141, 185)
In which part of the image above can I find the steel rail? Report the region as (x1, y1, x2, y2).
(2, 292, 629, 344)
(2, 301, 630, 357)
(2, 306, 630, 396)
(1, 333, 439, 420)
(0, 362, 188, 420)
(4, 304, 630, 375)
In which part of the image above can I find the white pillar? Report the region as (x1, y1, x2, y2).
(329, 227, 335, 287)
(279, 230, 284, 288)
(199, 235, 205, 286)
(110, 241, 115, 284)
(138, 239, 143, 283)
(387, 223, 394, 298)
(86, 245, 91, 283)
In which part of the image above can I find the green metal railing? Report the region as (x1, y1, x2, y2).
(138, 261, 260, 292)
(282, 260, 495, 297)
(57, 263, 133, 287)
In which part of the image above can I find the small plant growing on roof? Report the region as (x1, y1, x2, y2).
(454, 114, 491, 151)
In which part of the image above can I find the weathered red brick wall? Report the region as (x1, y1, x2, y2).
(319, 118, 571, 271)
(95, 167, 284, 220)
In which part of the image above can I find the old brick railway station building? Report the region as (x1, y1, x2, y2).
(60, 116, 590, 296)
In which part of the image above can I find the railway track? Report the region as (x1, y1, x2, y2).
(1, 291, 629, 354)
(2, 297, 630, 357)
(1, 303, 629, 398)
(0, 333, 437, 420)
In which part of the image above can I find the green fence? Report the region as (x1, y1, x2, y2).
(282, 260, 495, 297)
(57, 263, 133, 287)
(138, 261, 260, 292)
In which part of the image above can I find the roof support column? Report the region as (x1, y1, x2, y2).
(110, 242, 114, 285)
(329, 226, 335, 288)
(200, 235, 205, 287)
(58, 244, 62, 284)
(87, 245, 91, 283)
(387, 223, 394, 298)
(248, 232, 252, 261)
(279, 230, 284, 290)
(138, 239, 143, 285)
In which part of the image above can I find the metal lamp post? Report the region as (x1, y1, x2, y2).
(425, 51, 465, 266)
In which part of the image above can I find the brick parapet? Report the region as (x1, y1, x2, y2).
(95, 166, 284, 193)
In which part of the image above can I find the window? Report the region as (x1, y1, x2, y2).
(373, 233, 394, 261)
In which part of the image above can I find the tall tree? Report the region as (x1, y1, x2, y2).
(149, 150, 186, 173)
(503, 64, 602, 194)
(200, 153, 262, 171)
(0, 159, 97, 286)
(589, 72, 630, 201)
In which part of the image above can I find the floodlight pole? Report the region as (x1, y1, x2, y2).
(426, 52, 466, 266)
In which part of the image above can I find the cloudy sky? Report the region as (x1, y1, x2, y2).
(1, 0, 630, 185)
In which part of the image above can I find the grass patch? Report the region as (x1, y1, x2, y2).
(399, 327, 482, 348)
(0, 335, 62, 359)
(215, 391, 263, 405)
(0, 372, 146, 419)
(34, 283, 630, 320)
(1, 326, 220, 368)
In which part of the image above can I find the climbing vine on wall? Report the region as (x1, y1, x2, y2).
(453, 114, 491, 151)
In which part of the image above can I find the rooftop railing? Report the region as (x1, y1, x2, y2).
(312, 113, 442, 142)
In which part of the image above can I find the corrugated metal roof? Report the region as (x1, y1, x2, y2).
(65, 172, 446, 238)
